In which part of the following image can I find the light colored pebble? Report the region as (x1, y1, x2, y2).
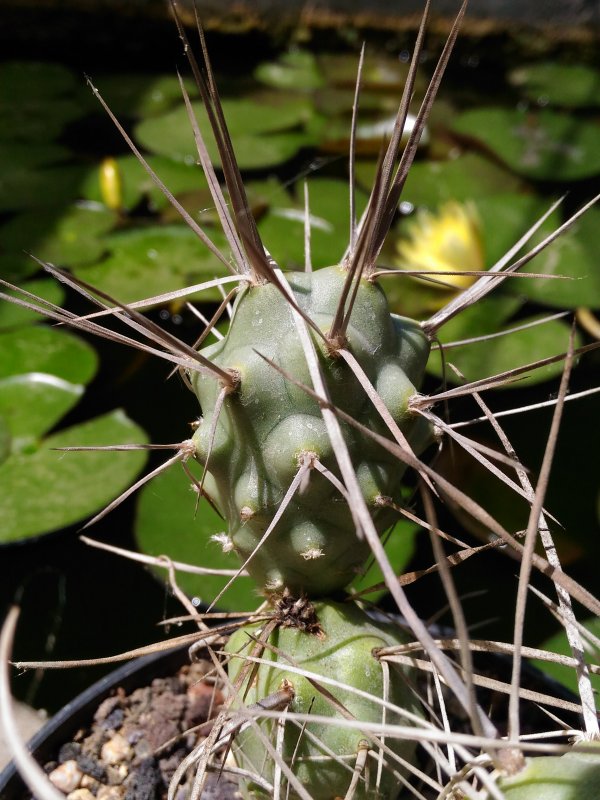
(101, 733, 133, 764)
(79, 774, 98, 790)
(97, 786, 125, 800)
(48, 760, 82, 793)
(66, 790, 95, 800)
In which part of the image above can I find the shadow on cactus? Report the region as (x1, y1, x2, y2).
(2, 1, 600, 799)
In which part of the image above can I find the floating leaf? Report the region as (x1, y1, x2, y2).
(0, 163, 88, 215)
(258, 177, 368, 270)
(428, 313, 580, 387)
(516, 205, 600, 309)
(0, 142, 71, 171)
(0, 415, 10, 465)
(452, 107, 600, 181)
(0, 409, 147, 543)
(0, 325, 97, 384)
(135, 94, 315, 169)
(0, 204, 116, 274)
(74, 225, 230, 304)
(135, 463, 255, 611)
(0, 62, 83, 142)
(93, 73, 196, 118)
(0, 373, 83, 444)
(396, 153, 522, 207)
(510, 62, 600, 108)
(349, 521, 419, 602)
(0, 278, 65, 330)
(81, 154, 209, 212)
(535, 617, 600, 696)
(254, 51, 324, 91)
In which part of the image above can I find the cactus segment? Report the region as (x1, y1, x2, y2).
(226, 599, 421, 800)
(494, 750, 600, 799)
(191, 265, 431, 594)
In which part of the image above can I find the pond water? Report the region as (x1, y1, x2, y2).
(1, 12, 599, 712)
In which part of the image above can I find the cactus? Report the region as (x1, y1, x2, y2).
(192, 266, 432, 595)
(226, 599, 421, 799)
(493, 749, 600, 800)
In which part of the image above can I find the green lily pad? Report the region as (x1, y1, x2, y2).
(81, 154, 209, 212)
(452, 107, 600, 181)
(0, 325, 98, 384)
(135, 462, 255, 611)
(254, 50, 324, 91)
(535, 617, 600, 696)
(510, 62, 600, 109)
(0, 142, 71, 171)
(0, 62, 84, 143)
(516, 205, 600, 309)
(1, 204, 116, 274)
(0, 278, 65, 330)
(0, 409, 147, 543)
(74, 224, 231, 305)
(258, 177, 368, 270)
(0, 373, 83, 444)
(428, 312, 581, 387)
(0, 415, 11, 465)
(92, 73, 196, 118)
(0, 163, 88, 215)
(135, 93, 315, 169)
(396, 153, 522, 207)
(349, 520, 419, 602)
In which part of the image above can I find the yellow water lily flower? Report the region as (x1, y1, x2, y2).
(395, 201, 484, 290)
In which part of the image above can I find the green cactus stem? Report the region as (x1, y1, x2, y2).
(226, 598, 421, 800)
(191, 264, 432, 595)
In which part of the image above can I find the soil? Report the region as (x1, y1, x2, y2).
(35, 661, 239, 800)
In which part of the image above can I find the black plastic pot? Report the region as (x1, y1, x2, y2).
(0, 644, 189, 800)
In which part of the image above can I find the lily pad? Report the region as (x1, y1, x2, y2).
(258, 177, 368, 270)
(81, 154, 209, 212)
(135, 93, 315, 169)
(428, 312, 581, 387)
(0, 409, 147, 543)
(254, 50, 324, 91)
(396, 153, 522, 207)
(509, 62, 600, 109)
(135, 462, 255, 611)
(535, 617, 600, 696)
(349, 520, 419, 602)
(0, 62, 84, 142)
(0, 142, 71, 171)
(516, 205, 600, 309)
(0, 278, 65, 331)
(0, 163, 88, 215)
(452, 107, 600, 181)
(92, 73, 196, 118)
(0, 204, 116, 274)
(0, 373, 83, 444)
(0, 325, 98, 384)
(74, 224, 231, 305)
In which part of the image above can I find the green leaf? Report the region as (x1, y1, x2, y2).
(397, 153, 522, 207)
(93, 73, 196, 118)
(135, 94, 315, 169)
(0, 142, 71, 171)
(0, 410, 147, 543)
(428, 312, 581, 387)
(254, 51, 324, 91)
(452, 107, 600, 181)
(0, 415, 10, 465)
(0, 278, 65, 331)
(74, 225, 230, 304)
(0, 163, 88, 215)
(535, 617, 600, 696)
(349, 521, 419, 602)
(0, 373, 83, 443)
(0, 325, 98, 384)
(516, 206, 600, 309)
(0, 204, 116, 274)
(510, 62, 600, 108)
(258, 177, 368, 270)
(135, 463, 255, 611)
(81, 154, 209, 212)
